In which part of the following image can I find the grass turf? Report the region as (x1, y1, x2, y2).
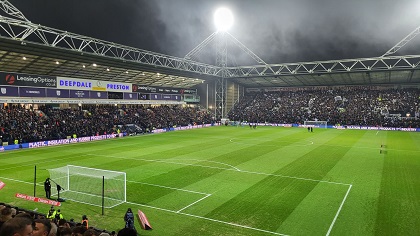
(0, 126, 419, 235)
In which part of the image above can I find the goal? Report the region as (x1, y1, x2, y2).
(304, 120, 328, 128)
(47, 165, 126, 208)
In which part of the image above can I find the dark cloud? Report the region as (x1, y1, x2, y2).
(8, 0, 420, 65)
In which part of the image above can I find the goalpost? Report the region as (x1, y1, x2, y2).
(47, 165, 126, 208)
(304, 120, 328, 128)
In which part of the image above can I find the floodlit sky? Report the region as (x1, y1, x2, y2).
(8, 0, 420, 65)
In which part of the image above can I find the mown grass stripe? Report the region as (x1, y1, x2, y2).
(375, 131, 420, 236)
(205, 130, 366, 232)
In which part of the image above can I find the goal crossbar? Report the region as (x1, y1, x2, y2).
(47, 165, 126, 208)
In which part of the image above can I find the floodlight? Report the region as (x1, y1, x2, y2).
(214, 7, 233, 32)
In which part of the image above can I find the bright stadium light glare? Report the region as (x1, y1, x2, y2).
(214, 7, 233, 32)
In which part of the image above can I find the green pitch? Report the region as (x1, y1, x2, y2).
(0, 126, 419, 236)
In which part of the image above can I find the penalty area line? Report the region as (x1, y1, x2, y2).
(176, 194, 211, 213)
(0, 176, 37, 185)
(326, 184, 352, 236)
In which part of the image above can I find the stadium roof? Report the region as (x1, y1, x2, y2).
(230, 70, 420, 87)
(0, 38, 206, 88)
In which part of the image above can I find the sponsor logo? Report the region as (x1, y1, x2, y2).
(129, 94, 132, 98)
(132, 84, 138, 92)
(75, 91, 85, 97)
(138, 86, 156, 92)
(1, 73, 56, 87)
(59, 79, 92, 88)
(15, 193, 61, 206)
(25, 90, 40, 94)
(5, 74, 15, 84)
(29, 141, 48, 148)
(17, 76, 56, 85)
(56, 90, 61, 96)
(97, 92, 101, 97)
(1, 88, 6, 94)
(106, 83, 129, 90)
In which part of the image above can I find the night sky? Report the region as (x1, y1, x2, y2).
(8, 0, 420, 65)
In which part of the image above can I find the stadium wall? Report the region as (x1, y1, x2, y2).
(232, 122, 420, 132)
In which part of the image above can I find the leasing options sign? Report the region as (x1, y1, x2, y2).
(0, 72, 56, 87)
(57, 77, 131, 92)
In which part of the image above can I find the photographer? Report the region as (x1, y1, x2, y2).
(44, 178, 51, 199)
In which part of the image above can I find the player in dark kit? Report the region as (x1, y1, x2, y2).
(44, 178, 51, 199)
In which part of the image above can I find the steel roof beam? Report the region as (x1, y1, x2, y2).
(224, 55, 420, 77)
(0, 16, 221, 77)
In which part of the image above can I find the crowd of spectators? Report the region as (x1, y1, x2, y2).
(1, 86, 419, 145)
(0, 105, 214, 144)
(0, 203, 135, 236)
(228, 86, 420, 128)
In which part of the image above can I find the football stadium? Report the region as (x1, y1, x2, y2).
(0, 1, 420, 236)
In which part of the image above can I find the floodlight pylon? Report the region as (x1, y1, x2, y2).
(185, 30, 269, 118)
(184, 32, 218, 61)
(215, 32, 228, 119)
(226, 32, 270, 67)
(382, 25, 420, 57)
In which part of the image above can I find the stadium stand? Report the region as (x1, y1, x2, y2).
(0, 104, 214, 145)
(0, 203, 116, 236)
(228, 86, 420, 128)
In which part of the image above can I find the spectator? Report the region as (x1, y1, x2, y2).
(72, 225, 86, 236)
(116, 228, 137, 236)
(0, 206, 13, 229)
(0, 216, 33, 236)
(81, 215, 88, 229)
(33, 219, 51, 236)
(56, 226, 72, 236)
(83, 228, 96, 236)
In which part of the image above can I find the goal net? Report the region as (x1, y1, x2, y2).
(304, 120, 328, 128)
(47, 165, 126, 208)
